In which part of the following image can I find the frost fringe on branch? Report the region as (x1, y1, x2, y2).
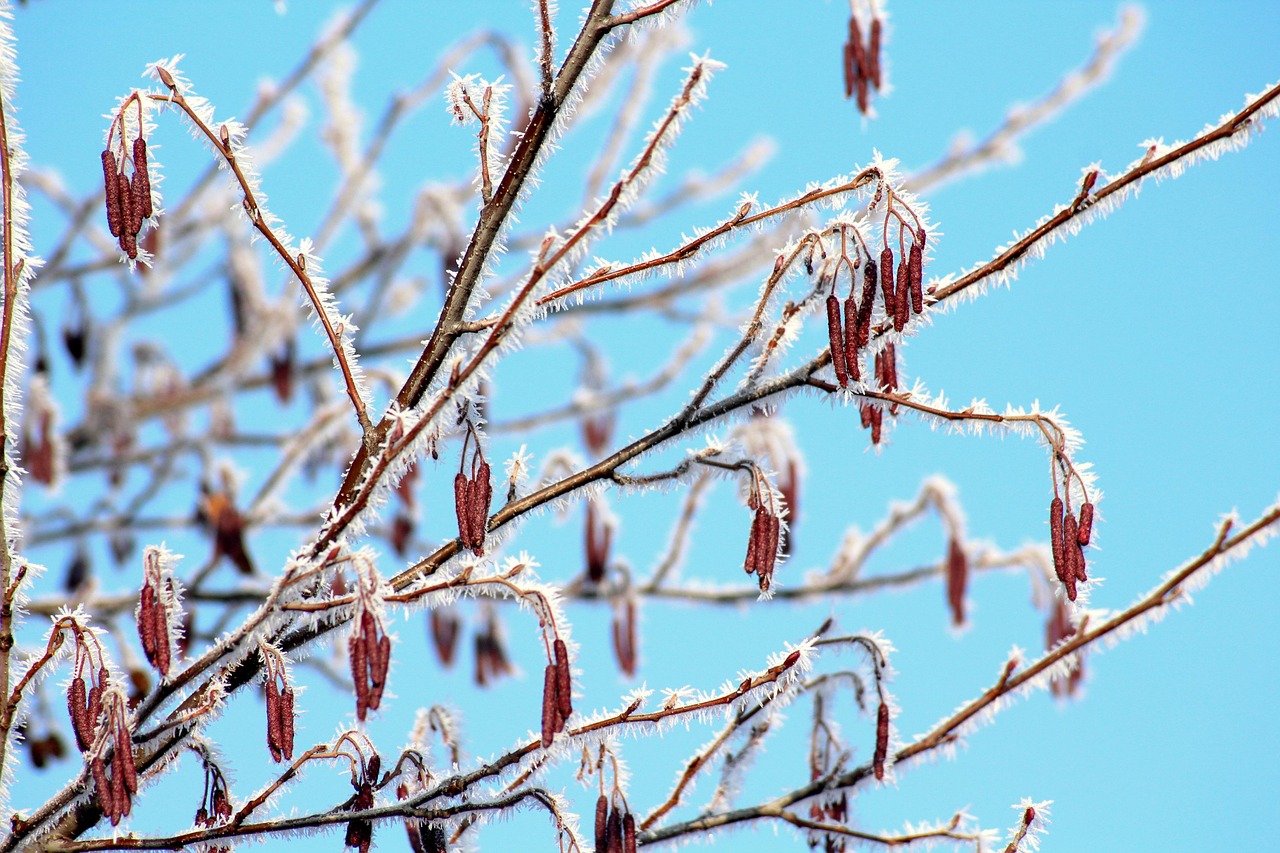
(0, 2, 1277, 852)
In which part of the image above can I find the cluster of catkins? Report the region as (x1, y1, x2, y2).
(825, 228, 926, 391)
(1049, 494, 1093, 601)
(454, 439, 492, 556)
(136, 548, 178, 678)
(593, 794, 637, 853)
(842, 8, 884, 114)
(101, 104, 153, 259)
(264, 667, 296, 763)
(350, 604, 391, 722)
(540, 638, 574, 747)
(743, 485, 783, 593)
(66, 635, 136, 825)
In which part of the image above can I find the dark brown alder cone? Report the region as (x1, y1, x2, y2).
(879, 246, 895, 318)
(826, 294, 848, 387)
(873, 701, 890, 780)
(1049, 496, 1066, 583)
(554, 639, 572, 719)
(946, 537, 968, 627)
(843, 294, 860, 382)
(131, 137, 152, 219)
(894, 258, 910, 331)
(1078, 501, 1095, 546)
(908, 241, 923, 315)
(102, 150, 122, 238)
(858, 259, 877, 346)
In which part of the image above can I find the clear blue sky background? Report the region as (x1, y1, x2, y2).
(8, 1, 1279, 851)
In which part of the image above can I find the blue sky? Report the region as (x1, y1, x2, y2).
(7, 1, 1280, 850)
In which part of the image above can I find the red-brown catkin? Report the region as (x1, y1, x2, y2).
(908, 241, 923, 315)
(280, 685, 295, 760)
(842, 42, 856, 100)
(946, 537, 968, 627)
(68, 678, 91, 751)
(873, 701, 890, 780)
(843, 294, 861, 382)
(744, 507, 764, 574)
(825, 294, 848, 386)
(453, 472, 472, 549)
(894, 258, 910, 331)
(117, 171, 137, 256)
(879, 246, 895, 318)
(858, 260, 877, 346)
(102, 150, 122, 238)
(266, 677, 283, 761)
(868, 18, 883, 89)
(1049, 496, 1066, 583)
(540, 663, 558, 747)
(468, 462, 492, 555)
(623, 813, 637, 853)
(1077, 502, 1094, 546)
(595, 795, 609, 853)
(554, 639, 572, 719)
(131, 137, 152, 219)
(848, 16, 866, 81)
